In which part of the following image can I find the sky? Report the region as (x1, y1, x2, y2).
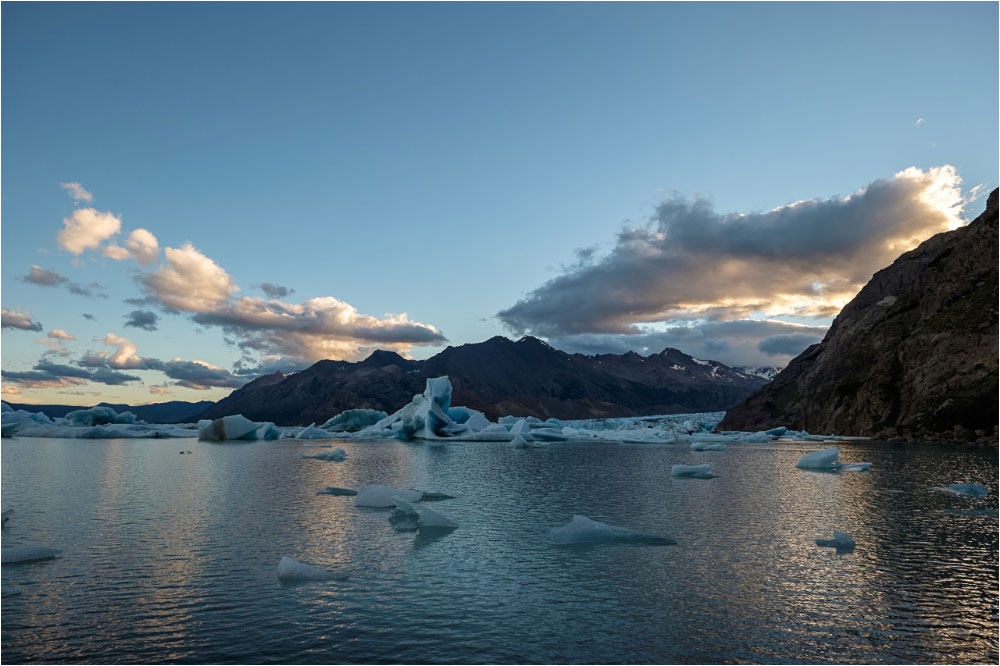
(2, 2, 997, 406)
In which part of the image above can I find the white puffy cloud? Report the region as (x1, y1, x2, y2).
(48, 329, 75, 340)
(58, 208, 121, 254)
(101, 333, 162, 370)
(140, 243, 238, 311)
(124, 228, 159, 265)
(102, 244, 130, 260)
(60, 182, 94, 202)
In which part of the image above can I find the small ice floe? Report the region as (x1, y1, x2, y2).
(301, 448, 347, 462)
(315, 487, 358, 496)
(414, 491, 455, 501)
(815, 531, 856, 552)
(796, 447, 871, 473)
(178, 450, 192, 454)
(547, 515, 675, 546)
(930, 483, 989, 498)
(671, 464, 716, 479)
(276, 556, 349, 582)
(388, 498, 458, 532)
(355, 485, 423, 507)
(690, 441, 727, 451)
(2, 545, 61, 564)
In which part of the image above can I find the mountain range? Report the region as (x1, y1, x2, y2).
(198, 336, 770, 424)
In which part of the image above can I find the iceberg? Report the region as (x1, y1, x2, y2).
(471, 424, 515, 441)
(295, 423, 335, 440)
(548, 515, 675, 545)
(65, 406, 137, 426)
(316, 486, 358, 496)
(198, 415, 280, 442)
(671, 464, 715, 478)
(2, 545, 61, 564)
(930, 483, 989, 498)
(796, 447, 871, 473)
(355, 485, 423, 507)
(765, 426, 788, 436)
(301, 448, 347, 461)
(414, 490, 455, 501)
(276, 556, 348, 582)
(815, 531, 856, 551)
(388, 498, 458, 531)
(320, 408, 388, 433)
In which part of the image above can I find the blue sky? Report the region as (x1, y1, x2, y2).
(2, 2, 997, 405)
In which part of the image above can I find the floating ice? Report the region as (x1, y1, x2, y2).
(320, 409, 388, 433)
(2, 510, 10, 525)
(198, 415, 280, 442)
(316, 487, 358, 496)
(301, 448, 346, 462)
(796, 448, 871, 473)
(65, 406, 137, 427)
(2, 545, 61, 564)
(295, 423, 335, 440)
(765, 426, 788, 436)
(471, 424, 515, 441)
(415, 491, 455, 501)
(671, 464, 715, 478)
(930, 483, 989, 498)
(816, 531, 856, 551)
(548, 515, 675, 545)
(690, 441, 727, 451)
(389, 498, 457, 531)
(276, 556, 348, 582)
(355, 485, 423, 507)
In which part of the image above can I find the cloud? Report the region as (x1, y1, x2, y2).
(150, 385, 171, 396)
(48, 329, 75, 340)
(123, 310, 159, 331)
(22, 267, 107, 298)
(82, 313, 96, 321)
(1, 307, 43, 331)
(548, 319, 827, 368)
(36, 329, 76, 357)
(1, 385, 22, 399)
(916, 118, 926, 126)
(2, 360, 140, 388)
(161, 358, 245, 390)
(60, 182, 94, 202)
(100, 333, 164, 370)
(58, 208, 121, 254)
(498, 166, 966, 364)
(757, 332, 824, 357)
(140, 242, 238, 311)
(138, 242, 447, 362)
(105, 229, 160, 266)
(22, 265, 68, 286)
(258, 282, 294, 299)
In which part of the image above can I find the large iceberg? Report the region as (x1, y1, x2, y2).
(65, 406, 137, 426)
(548, 515, 675, 545)
(388, 498, 458, 531)
(320, 408, 388, 433)
(198, 415, 280, 442)
(2, 545, 61, 564)
(355, 485, 423, 507)
(276, 556, 348, 582)
(301, 448, 347, 461)
(2, 404, 197, 439)
(295, 423, 335, 440)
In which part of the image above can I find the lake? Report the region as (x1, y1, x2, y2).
(2, 436, 997, 663)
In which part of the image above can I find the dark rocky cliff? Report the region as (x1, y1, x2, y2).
(719, 189, 999, 443)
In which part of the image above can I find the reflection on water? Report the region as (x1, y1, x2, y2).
(2, 437, 997, 664)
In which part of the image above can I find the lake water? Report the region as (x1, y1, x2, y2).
(1, 436, 997, 664)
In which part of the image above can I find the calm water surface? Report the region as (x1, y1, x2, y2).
(1, 437, 997, 664)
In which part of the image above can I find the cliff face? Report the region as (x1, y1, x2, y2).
(200, 336, 768, 424)
(719, 189, 999, 443)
